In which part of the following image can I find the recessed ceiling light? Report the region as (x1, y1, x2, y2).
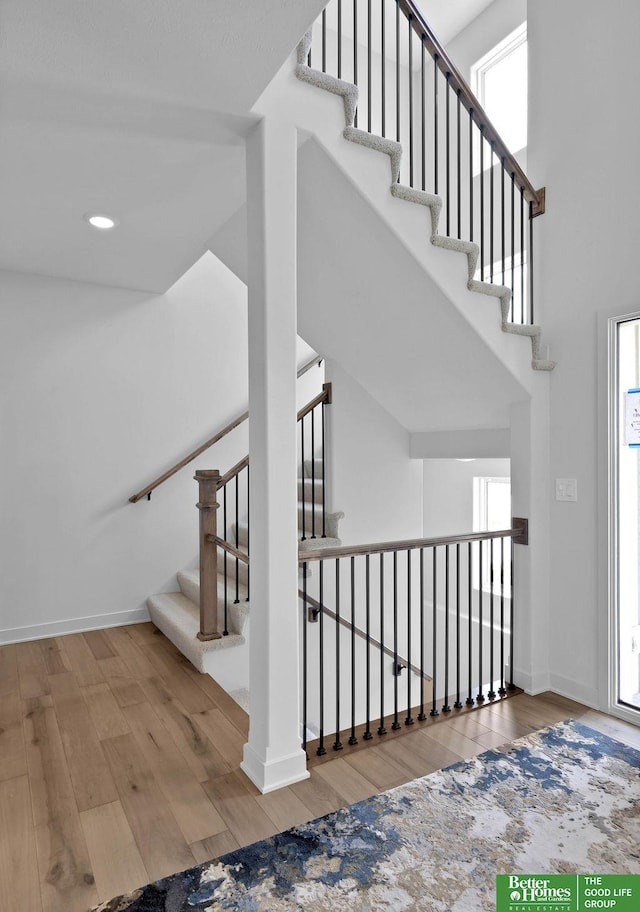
(85, 213, 118, 230)
(456, 458, 476, 462)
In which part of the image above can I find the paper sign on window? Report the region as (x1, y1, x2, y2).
(625, 388, 640, 446)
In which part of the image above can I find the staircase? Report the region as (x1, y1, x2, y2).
(147, 433, 343, 681)
(294, 26, 555, 373)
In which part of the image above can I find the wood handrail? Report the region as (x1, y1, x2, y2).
(208, 535, 250, 565)
(299, 525, 522, 562)
(299, 588, 429, 680)
(128, 354, 323, 503)
(217, 455, 250, 489)
(297, 382, 331, 422)
(397, 0, 544, 215)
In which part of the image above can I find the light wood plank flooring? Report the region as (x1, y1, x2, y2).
(1, 623, 639, 911)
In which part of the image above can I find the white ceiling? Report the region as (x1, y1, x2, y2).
(0, 0, 493, 293)
(0, 0, 326, 292)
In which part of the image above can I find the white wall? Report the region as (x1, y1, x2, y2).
(0, 253, 251, 642)
(527, 0, 640, 709)
(423, 458, 510, 537)
(446, 0, 527, 83)
(324, 359, 423, 545)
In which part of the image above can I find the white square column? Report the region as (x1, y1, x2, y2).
(240, 117, 309, 793)
(510, 382, 552, 695)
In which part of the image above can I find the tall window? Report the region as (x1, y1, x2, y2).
(473, 476, 511, 591)
(472, 23, 528, 156)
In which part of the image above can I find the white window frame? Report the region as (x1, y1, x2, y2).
(473, 476, 511, 592)
(471, 22, 528, 165)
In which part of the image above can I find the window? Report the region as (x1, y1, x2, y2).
(472, 23, 528, 156)
(473, 476, 511, 591)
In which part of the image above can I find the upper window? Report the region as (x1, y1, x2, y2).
(472, 23, 528, 156)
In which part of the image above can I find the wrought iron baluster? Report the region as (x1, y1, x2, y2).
(405, 549, 414, 725)
(442, 544, 451, 712)
(392, 551, 400, 729)
(378, 553, 387, 735)
(317, 560, 326, 755)
(334, 558, 343, 751)
(349, 556, 358, 744)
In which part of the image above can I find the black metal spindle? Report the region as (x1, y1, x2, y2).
(529, 201, 535, 325)
(353, 0, 358, 127)
(311, 409, 316, 539)
(499, 537, 507, 696)
(321, 401, 326, 538)
(477, 540, 485, 702)
(317, 560, 326, 755)
(489, 144, 494, 283)
(421, 42, 426, 190)
(469, 111, 474, 244)
(223, 484, 228, 636)
(337, 0, 342, 78)
(408, 15, 414, 186)
(349, 556, 357, 744)
(302, 564, 308, 752)
(501, 163, 505, 288)
(378, 553, 387, 734)
(456, 90, 461, 239)
(445, 74, 450, 235)
(367, 0, 372, 131)
(334, 559, 343, 751)
(418, 548, 427, 720)
(466, 541, 474, 705)
(430, 547, 438, 716)
(364, 554, 372, 739)
(520, 186, 525, 324)
(392, 551, 400, 729)
(381, 0, 386, 136)
(479, 127, 484, 279)
(509, 536, 515, 690)
(433, 56, 439, 193)
(488, 538, 496, 700)
(395, 0, 400, 145)
(246, 466, 250, 600)
(234, 475, 239, 604)
(321, 9, 326, 73)
(454, 542, 462, 708)
(300, 415, 306, 542)
(406, 550, 414, 725)
(442, 544, 451, 712)
(511, 173, 515, 322)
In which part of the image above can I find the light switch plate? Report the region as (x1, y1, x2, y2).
(555, 478, 578, 502)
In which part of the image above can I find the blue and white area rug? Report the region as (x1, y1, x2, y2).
(94, 721, 640, 911)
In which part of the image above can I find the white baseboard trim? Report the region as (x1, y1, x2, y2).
(545, 673, 600, 710)
(0, 606, 150, 645)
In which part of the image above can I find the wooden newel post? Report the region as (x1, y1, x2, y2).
(195, 470, 222, 641)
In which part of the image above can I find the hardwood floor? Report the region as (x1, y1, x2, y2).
(1, 623, 638, 911)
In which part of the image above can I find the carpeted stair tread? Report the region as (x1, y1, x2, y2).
(295, 67, 358, 128)
(298, 476, 324, 503)
(343, 127, 402, 184)
(147, 592, 244, 674)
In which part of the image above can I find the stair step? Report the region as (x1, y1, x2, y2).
(177, 570, 249, 636)
(298, 535, 341, 552)
(147, 592, 244, 674)
(298, 475, 324, 504)
(303, 458, 324, 480)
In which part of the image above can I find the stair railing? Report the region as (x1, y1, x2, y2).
(307, 0, 544, 325)
(298, 519, 528, 756)
(128, 354, 323, 503)
(298, 382, 332, 541)
(191, 383, 334, 641)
